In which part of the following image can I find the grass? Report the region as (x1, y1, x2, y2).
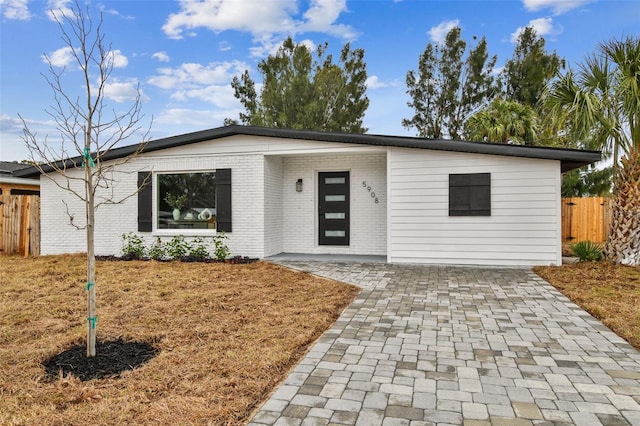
(534, 261, 640, 350)
(0, 254, 360, 425)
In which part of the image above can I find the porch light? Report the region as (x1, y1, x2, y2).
(296, 178, 303, 192)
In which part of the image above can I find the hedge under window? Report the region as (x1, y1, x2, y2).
(449, 173, 491, 216)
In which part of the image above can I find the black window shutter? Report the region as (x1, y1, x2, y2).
(215, 168, 232, 232)
(137, 172, 153, 232)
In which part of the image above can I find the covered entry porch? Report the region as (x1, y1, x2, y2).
(263, 151, 387, 258)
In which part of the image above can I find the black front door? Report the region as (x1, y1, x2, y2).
(318, 171, 350, 246)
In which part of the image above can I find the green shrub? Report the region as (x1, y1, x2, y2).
(166, 235, 191, 260)
(571, 241, 603, 262)
(213, 232, 230, 261)
(121, 233, 146, 259)
(148, 237, 166, 261)
(189, 237, 210, 261)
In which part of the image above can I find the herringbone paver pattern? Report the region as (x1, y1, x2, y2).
(248, 261, 640, 426)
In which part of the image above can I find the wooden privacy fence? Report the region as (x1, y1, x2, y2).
(0, 194, 40, 256)
(562, 197, 612, 243)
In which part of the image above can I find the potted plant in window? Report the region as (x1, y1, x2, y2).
(164, 192, 187, 221)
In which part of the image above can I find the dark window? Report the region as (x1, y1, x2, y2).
(10, 189, 40, 195)
(449, 173, 491, 216)
(137, 169, 231, 233)
(158, 172, 217, 230)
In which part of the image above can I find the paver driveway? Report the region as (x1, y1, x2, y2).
(248, 261, 640, 426)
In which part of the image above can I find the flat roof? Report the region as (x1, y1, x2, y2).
(15, 125, 601, 177)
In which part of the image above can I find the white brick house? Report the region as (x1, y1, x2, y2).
(16, 126, 600, 266)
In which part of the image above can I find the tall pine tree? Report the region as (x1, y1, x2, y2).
(403, 27, 499, 139)
(503, 27, 564, 107)
(228, 37, 369, 133)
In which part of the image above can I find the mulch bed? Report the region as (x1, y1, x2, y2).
(97, 255, 258, 263)
(43, 339, 158, 381)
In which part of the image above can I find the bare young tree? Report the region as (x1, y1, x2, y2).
(20, 0, 151, 357)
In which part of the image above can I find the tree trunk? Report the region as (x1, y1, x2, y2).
(604, 147, 640, 265)
(85, 162, 97, 357)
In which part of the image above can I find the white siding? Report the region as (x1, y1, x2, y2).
(282, 153, 387, 256)
(388, 148, 562, 266)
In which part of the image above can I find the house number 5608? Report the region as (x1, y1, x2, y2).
(362, 181, 379, 203)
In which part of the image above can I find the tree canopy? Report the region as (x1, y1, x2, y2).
(403, 27, 499, 140)
(464, 98, 539, 145)
(543, 36, 640, 159)
(503, 27, 565, 107)
(228, 37, 369, 133)
(463, 27, 564, 147)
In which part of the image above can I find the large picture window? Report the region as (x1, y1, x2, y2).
(158, 172, 216, 230)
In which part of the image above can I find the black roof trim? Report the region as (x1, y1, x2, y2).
(0, 161, 32, 175)
(15, 125, 601, 177)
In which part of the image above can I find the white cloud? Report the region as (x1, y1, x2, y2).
(523, 0, 593, 15)
(298, 0, 356, 39)
(162, 0, 299, 39)
(100, 79, 146, 103)
(248, 35, 286, 58)
(171, 84, 238, 109)
(510, 17, 559, 43)
(248, 36, 316, 59)
(155, 107, 238, 128)
(43, 47, 127, 69)
(148, 61, 247, 107)
(0, 0, 31, 20)
(366, 76, 388, 89)
(162, 0, 356, 53)
(108, 50, 128, 68)
(0, 114, 59, 162)
(428, 19, 460, 44)
(43, 46, 75, 67)
(152, 51, 171, 62)
(46, 0, 73, 21)
(149, 61, 247, 89)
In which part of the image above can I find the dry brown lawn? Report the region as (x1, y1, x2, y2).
(534, 261, 640, 350)
(0, 255, 359, 425)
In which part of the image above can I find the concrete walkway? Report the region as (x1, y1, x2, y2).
(248, 261, 640, 426)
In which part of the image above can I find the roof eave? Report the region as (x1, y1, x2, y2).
(13, 125, 601, 177)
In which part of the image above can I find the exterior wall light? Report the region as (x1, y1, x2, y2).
(296, 178, 303, 192)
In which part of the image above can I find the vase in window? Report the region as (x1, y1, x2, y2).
(165, 192, 187, 222)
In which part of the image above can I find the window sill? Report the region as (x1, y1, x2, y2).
(153, 229, 217, 238)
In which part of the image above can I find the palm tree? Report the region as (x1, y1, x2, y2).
(543, 36, 640, 265)
(464, 98, 540, 145)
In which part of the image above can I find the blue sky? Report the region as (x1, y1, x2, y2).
(1, 0, 638, 161)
